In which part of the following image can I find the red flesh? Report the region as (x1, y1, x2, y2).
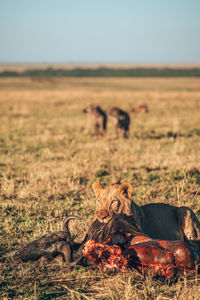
(83, 233, 198, 279)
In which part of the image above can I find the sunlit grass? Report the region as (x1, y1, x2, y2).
(0, 77, 200, 298)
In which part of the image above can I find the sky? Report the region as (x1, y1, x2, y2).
(0, 0, 200, 64)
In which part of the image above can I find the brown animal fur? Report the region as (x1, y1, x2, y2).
(130, 104, 149, 113)
(12, 216, 80, 264)
(83, 104, 107, 137)
(107, 107, 130, 138)
(93, 182, 200, 241)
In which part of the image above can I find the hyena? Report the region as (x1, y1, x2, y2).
(83, 104, 107, 137)
(130, 104, 149, 113)
(107, 107, 130, 138)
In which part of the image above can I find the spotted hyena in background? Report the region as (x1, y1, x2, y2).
(83, 104, 107, 137)
(107, 107, 130, 138)
(130, 104, 149, 113)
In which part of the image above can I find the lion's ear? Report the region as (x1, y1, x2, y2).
(92, 182, 103, 197)
(118, 183, 132, 198)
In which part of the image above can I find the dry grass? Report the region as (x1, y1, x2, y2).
(0, 77, 200, 299)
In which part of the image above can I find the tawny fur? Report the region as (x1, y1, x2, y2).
(93, 182, 200, 241)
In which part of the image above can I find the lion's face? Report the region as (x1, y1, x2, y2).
(93, 182, 133, 223)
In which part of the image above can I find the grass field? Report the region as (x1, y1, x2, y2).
(1, 77, 200, 299)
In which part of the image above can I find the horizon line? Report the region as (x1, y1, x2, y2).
(1, 61, 200, 65)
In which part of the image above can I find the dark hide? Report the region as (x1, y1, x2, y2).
(13, 216, 80, 263)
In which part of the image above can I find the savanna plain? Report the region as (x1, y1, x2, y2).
(0, 77, 200, 299)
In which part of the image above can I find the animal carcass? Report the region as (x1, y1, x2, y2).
(82, 215, 200, 279)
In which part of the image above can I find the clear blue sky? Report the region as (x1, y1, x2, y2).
(0, 0, 200, 63)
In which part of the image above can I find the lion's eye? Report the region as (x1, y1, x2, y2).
(111, 200, 119, 206)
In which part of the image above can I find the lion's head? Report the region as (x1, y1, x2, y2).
(93, 182, 133, 223)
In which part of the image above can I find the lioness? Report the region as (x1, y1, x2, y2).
(93, 182, 200, 241)
(83, 104, 107, 137)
